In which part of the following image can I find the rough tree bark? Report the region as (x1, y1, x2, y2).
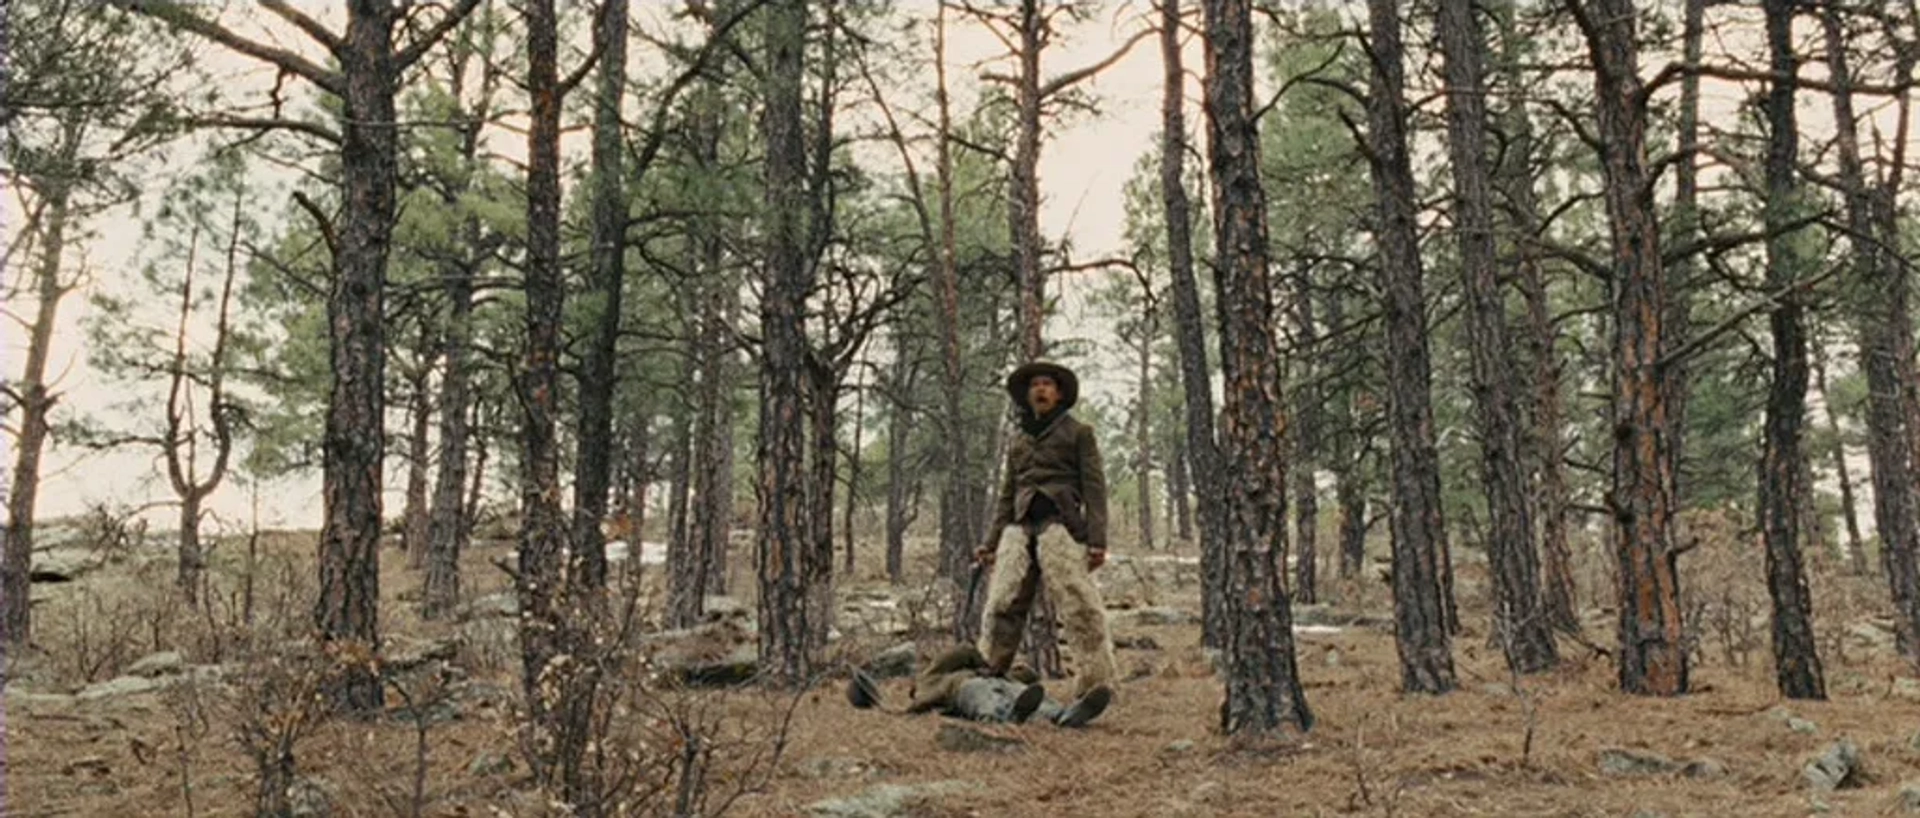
(1368, 0, 1457, 694)
(567, 0, 630, 593)
(1813, 343, 1868, 574)
(1135, 313, 1157, 552)
(1289, 279, 1319, 604)
(1757, 0, 1824, 700)
(1437, 0, 1556, 674)
(1823, 4, 1920, 660)
(1161, 0, 1229, 649)
(424, 19, 494, 620)
(1202, 0, 1312, 736)
(401, 344, 433, 570)
(884, 346, 920, 583)
(4, 177, 71, 648)
(757, 0, 818, 685)
(1169, 439, 1194, 543)
(1493, 0, 1577, 633)
(1668, 0, 1705, 507)
(516, 0, 594, 799)
(932, 4, 983, 638)
(1569, 0, 1688, 695)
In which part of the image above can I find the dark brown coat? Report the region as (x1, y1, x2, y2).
(987, 412, 1109, 550)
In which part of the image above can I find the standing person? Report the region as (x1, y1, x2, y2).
(975, 361, 1118, 713)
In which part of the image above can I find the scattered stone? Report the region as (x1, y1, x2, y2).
(1481, 683, 1515, 697)
(1804, 739, 1864, 792)
(1190, 781, 1225, 804)
(1126, 660, 1156, 682)
(935, 724, 1023, 754)
(7, 690, 77, 710)
(1598, 748, 1679, 777)
(1112, 606, 1198, 627)
(1681, 758, 1728, 779)
(703, 595, 752, 622)
(1163, 739, 1197, 756)
(1789, 717, 1820, 735)
(1291, 604, 1395, 631)
(76, 675, 166, 701)
(457, 592, 518, 621)
(30, 548, 100, 583)
(1896, 780, 1920, 812)
(385, 636, 460, 673)
(800, 756, 885, 780)
(62, 756, 110, 777)
(1323, 647, 1342, 668)
(1114, 635, 1161, 651)
(467, 752, 514, 777)
(126, 651, 185, 678)
(865, 643, 917, 680)
(1894, 677, 1920, 702)
(805, 780, 981, 818)
(1847, 620, 1898, 653)
(288, 776, 335, 818)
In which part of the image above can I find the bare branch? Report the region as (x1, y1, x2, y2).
(396, 0, 486, 72)
(1040, 27, 1155, 98)
(260, 1, 342, 53)
(108, 0, 344, 96)
(291, 192, 339, 260)
(188, 114, 341, 145)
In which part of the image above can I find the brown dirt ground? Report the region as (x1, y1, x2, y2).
(10, 518, 1920, 817)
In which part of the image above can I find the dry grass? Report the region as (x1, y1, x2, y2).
(11, 510, 1920, 817)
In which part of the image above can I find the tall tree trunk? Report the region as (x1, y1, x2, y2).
(885, 349, 916, 583)
(466, 398, 489, 535)
(5, 181, 71, 647)
(1814, 343, 1868, 573)
(315, 3, 402, 714)
(1012, 0, 1046, 359)
(687, 77, 737, 609)
(1289, 282, 1319, 604)
(1826, 5, 1920, 660)
(757, 0, 817, 685)
(1161, 0, 1229, 649)
(1325, 290, 1369, 582)
(1169, 438, 1194, 543)
(845, 374, 866, 574)
(1667, 0, 1706, 509)
(517, 0, 589, 796)
(933, 4, 981, 638)
(1438, 0, 1556, 674)
(807, 365, 839, 654)
(1571, 0, 1689, 695)
(1757, 0, 1824, 699)
(1202, 0, 1313, 736)
(423, 30, 491, 620)
(665, 373, 699, 625)
(567, 0, 630, 593)
(1492, 3, 1578, 632)
(1368, 0, 1457, 695)
(1136, 324, 1156, 552)
(403, 365, 433, 570)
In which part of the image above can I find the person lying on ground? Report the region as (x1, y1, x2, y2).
(846, 644, 1111, 728)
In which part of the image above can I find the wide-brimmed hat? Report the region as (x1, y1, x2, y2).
(1006, 360, 1079, 413)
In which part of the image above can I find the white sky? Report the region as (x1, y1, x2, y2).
(0, 2, 1903, 535)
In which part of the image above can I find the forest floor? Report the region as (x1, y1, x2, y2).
(9, 511, 1920, 817)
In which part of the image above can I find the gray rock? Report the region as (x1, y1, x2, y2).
(1681, 758, 1728, 779)
(703, 595, 751, 622)
(1896, 780, 1920, 812)
(385, 636, 460, 673)
(1113, 606, 1197, 627)
(1114, 634, 1161, 651)
(800, 756, 886, 780)
(76, 675, 165, 701)
(1847, 620, 1898, 653)
(1163, 739, 1197, 755)
(1894, 677, 1920, 702)
(467, 752, 514, 777)
(30, 548, 99, 583)
(288, 776, 334, 818)
(458, 593, 518, 620)
(1291, 604, 1395, 631)
(1598, 748, 1679, 777)
(805, 780, 981, 818)
(934, 724, 1022, 754)
(126, 651, 185, 678)
(1804, 739, 1863, 792)
(1789, 717, 1820, 735)
(7, 690, 77, 710)
(865, 643, 917, 680)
